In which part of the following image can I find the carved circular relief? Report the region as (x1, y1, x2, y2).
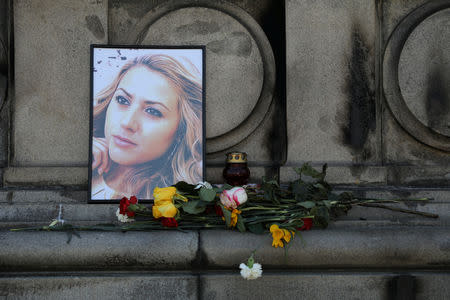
(127, 0, 275, 153)
(383, 0, 450, 151)
(399, 8, 450, 137)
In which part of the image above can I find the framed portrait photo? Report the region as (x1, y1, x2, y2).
(89, 45, 205, 203)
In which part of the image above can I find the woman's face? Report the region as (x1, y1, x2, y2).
(104, 65, 181, 166)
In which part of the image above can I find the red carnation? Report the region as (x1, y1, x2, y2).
(298, 218, 313, 231)
(161, 217, 178, 227)
(119, 196, 137, 217)
(214, 204, 224, 217)
(130, 196, 138, 204)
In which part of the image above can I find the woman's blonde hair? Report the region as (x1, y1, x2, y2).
(93, 54, 203, 199)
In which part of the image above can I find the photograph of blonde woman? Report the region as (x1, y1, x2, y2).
(89, 47, 204, 201)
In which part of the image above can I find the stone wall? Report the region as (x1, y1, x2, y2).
(0, 0, 449, 299)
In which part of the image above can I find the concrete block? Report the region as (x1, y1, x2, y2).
(6, 190, 87, 204)
(3, 167, 87, 186)
(13, 0, 107, 165)
(280, 165, 386, 185)
(382, 1, 450, 158)
(200, 227, 450, 268)
(0, 274, 197, 300)
(201, 273, 388, 300)
(0, 81, 7, 166)
(200, 273, 450, 300)
(0, 203, 117, 226)
(286, 0, 378, 163)
(0, 231, 198, 270)
(386, 165, 450, 186)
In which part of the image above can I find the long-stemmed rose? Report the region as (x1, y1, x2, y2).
(152, 187, 188, 219)
(220, 187, 248, 209)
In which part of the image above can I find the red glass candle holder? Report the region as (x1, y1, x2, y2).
(223, 152, 250, 186)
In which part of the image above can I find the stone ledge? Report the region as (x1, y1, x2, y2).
(0, 271, 448, 300)
(0, 273, 198, 300)
(0, 231, 198, 271)
(201, 227, 450, 269)
(1, 227, 449, 271)
(200, 272, 450, 300)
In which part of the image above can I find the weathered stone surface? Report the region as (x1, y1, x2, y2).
(0, 93, 7, 166)
(200, 273, 450, 300)
(382, 1, 450, 154)
(0, 203, 117, 226)
(201, 227, 450, 268)
(286, 0, 378, 164)
(0, 231, 198, 270)
(0, 190, 87, 204)
(13, 0, 107, 165)
(0, 274, 197, 300)
(387, 165, 450, 186)
(399, 8, 450, 137)
(280, 165, 386, 185)
(4, 167, 87, 186)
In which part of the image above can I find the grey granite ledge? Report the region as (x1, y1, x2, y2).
(200, 273, 450, 300)
(200, 227, 450, 269)
(0, 231, 198, 271)
(0, 273, 198, 300)
(0, 271, 448, 300)
(0, 227, 449, 271)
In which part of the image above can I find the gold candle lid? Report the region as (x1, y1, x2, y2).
(226, 152, 247, 163)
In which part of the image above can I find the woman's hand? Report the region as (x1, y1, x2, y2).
(92, 137, 111, 175)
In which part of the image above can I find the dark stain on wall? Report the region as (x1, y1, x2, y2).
(176, 20, 221, 35)
(207, 32, 252, 57)
(425, 66, 449, 133)
(342, 27, 376, 155)
(85, 15, 105, 40)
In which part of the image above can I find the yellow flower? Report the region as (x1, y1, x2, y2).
(152, 202, 178, 218)
(272, 238, 284, 248)
(230, 209, 241, 227)
(270, 224, 284, 248)
(282, 229, 294, 243)
(153, 187, 176, 204)
(152, 187, 185, 219)
(221, 208, 241, 227)
(270, 224, 295, 248)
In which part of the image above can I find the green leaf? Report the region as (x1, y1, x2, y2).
(327, 192, 340, 202)
(221, 205, 232, 226)
(291, 181, 308, 202)
(214, 186, 224, 193)
(311, 206, 329, 228)
(174, 181, 196, 193)
(294, 163, 327, 182)
(199, 187, 216, 202)
(236, 215, 246, 232)
(128, 204, 140, 212)
(297, 201, 316, 209)
(248, 223, 265, 234)
(182, 200, 206, 214)
(223, 184, 233, 190)
(321, 200, 332, 208)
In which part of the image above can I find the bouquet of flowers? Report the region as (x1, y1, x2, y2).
(114, 163, 437, 248)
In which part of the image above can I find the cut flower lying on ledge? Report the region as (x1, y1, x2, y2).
(112, 163, 438, 242)
(11, 163, 439, 280)
(13, 163, 439, 247)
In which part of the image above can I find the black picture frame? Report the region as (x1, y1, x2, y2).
(88, 45, 206, 203)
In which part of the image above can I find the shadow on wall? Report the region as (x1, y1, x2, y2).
(426, 65, 450, 134)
